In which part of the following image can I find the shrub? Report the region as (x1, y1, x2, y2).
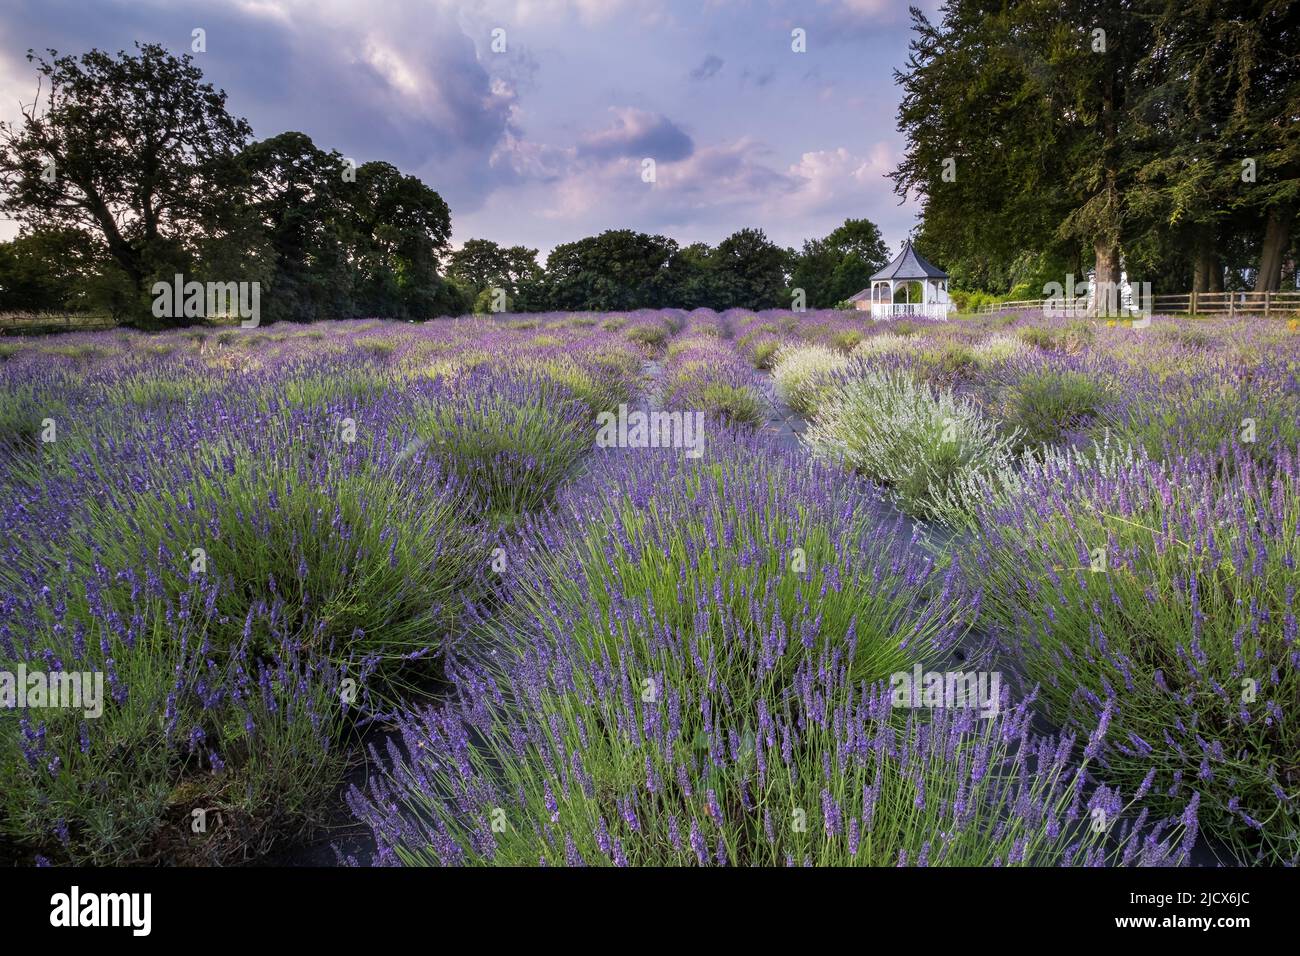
(1105, 385, 1300, 469)
(29, 433, 479, 664)
(1001, 368, 1114, 448)
(0, 385, 57, 450)
(281, 369, 390, 408)
(972, 334, 1029, 366)
(913, 343, 979, 387)
(665, 336, 710, 362)
(107, 371, 214, 410)
(353, 337, 399, 359)
(1017, 326, 1055, 350)
(534, 358, 635, 416)
(771, 344, 851, 415)
(659, 334, 766, 429)
(805, 369, 1017, 521)
(0, 400, 477, 862)
(830, 329, 864, 353)
(1018, 321, 1095, 355)
(41, 344, 106, 363)
(695, 381, 766, 428)
(413, 371, 593, 519)
(626, 323, 668, 351)
(0, 601, 368, 864)
(751, 339, 780, 370)
(852, 333, 914, 360)
(736, 327, 783, 369)
(1154, 323, 1214, 350)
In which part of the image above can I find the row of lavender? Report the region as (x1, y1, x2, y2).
(0, 315, 650, 863)
(761, 311, 1299, 863)
(3, 308, 1292, 865)
(345, 309, 1232, 866)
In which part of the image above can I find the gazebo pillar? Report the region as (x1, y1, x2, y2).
(871, 279, 892, 320)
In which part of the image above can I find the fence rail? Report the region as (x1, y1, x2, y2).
(978, 290, 1300, 317)
(0, 312, 117, 333)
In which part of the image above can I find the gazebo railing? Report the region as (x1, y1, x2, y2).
(870, 302, 952, 320)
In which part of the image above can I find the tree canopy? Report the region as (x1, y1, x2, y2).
(891, 0, 1300, 298)
(0, 44, 465, 325)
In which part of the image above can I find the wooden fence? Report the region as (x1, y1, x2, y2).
(978, 290, 1300, 317)
(0, 312, 117, 334)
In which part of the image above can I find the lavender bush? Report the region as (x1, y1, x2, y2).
(964, 442, 1300, 863)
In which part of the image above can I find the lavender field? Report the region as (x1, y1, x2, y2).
(1, 309, 1297, 868)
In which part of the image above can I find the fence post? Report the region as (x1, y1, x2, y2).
(1265, 291, 1271, 318)
(1189, 290, 1196, 315)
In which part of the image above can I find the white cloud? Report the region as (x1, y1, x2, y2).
(360, 37, 422, 97)
(779, 142, 896, 211)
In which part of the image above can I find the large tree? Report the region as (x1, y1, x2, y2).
(892, 2, 1151, 301)
(0, 227, 98, 312)
(240, 131, 353, 322)
(661, 241, 720, 310)
(343, 160, 461, 319)
(790, 217, 891, 307)
(448, 238, 542, 300)
(0, 44, 254, 320)
(894, 1, 1300, 298)
(710, 227, 789, 309)
(892, 2, 1079, 293)
(544, 230, 679, 310)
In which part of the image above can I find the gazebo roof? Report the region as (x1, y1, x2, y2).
(870, 240, 948, 281)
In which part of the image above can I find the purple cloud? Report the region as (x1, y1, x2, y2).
(689, 54, 723, 81)
(576, 108, 694, 163)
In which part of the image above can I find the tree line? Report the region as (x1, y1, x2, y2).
(0, 45, 463, 325)
(891, 0, 1300, 298)
(0, 44, 893, 325)
(448, 216, 889, 314)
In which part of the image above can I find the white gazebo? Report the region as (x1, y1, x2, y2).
(849, 241, 953, 320)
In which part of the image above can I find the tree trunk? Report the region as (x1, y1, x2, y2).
(1192, 231, 1216, 293)
(1093, 240, 1122, 315)
(1208, 257, 1223, 293)
(1254, 207, 1295, 293)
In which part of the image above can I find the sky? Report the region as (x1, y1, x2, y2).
(0, 0, 941, 262)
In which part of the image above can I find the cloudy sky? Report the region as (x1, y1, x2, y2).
(0, 0, 938, 260)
